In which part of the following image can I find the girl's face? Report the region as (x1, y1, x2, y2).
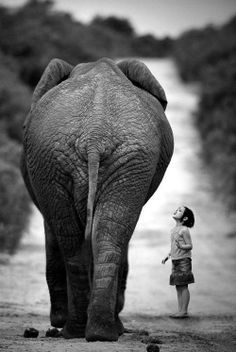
(173, 206, 185, 220)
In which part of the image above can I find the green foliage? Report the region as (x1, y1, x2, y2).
(173, 17, 236, 210)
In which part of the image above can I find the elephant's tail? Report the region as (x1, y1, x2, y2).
(85, 148, 100, 242)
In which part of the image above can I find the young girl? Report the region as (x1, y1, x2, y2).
(162, 206, 195, 318)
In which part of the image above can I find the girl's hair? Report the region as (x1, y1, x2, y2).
(181, 206, 195, 228)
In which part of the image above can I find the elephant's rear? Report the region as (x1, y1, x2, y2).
(22, 58, 173, 240)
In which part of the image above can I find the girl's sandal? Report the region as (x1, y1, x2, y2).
(170, 313, 189, 319)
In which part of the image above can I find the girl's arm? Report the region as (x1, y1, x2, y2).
(177, 243, 192, 250)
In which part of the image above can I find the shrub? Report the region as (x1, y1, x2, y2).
(0, 137, 31, 254)
(173, 16, 236, 210)
(0, 51, 31, 142)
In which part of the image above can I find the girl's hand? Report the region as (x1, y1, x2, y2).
(175, 240, 181, 249)
(161, 256, 169, 264)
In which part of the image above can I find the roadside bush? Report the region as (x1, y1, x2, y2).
(0, 135, 31, 254)
(0, 52, 31, 142)
(196, 55, 236, 208)
(0, 52, 32, 253)
(131, 35, 173, 57)
(173, 16, 236, 210)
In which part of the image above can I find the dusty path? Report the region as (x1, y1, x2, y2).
(1, 59, 236, 351)
(0, 208, 235, 352)
(0, 308, 236, 351)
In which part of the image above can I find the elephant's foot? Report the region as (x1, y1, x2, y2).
(50, 306, 67, 328)
(50, 290, 68, 328)
(116, 316, 125, 336)
(85, 311, 118, 342)
(61, 321, 86, 339)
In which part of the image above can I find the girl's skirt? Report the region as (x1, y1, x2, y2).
(170, 257, 195, 286)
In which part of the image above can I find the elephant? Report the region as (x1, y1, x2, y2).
(21, 57, 174, 342)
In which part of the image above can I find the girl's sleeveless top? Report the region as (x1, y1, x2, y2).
(170, 226, 192, 260)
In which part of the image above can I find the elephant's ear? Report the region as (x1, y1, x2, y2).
(31, 58, 73, 109)
(117, 59, 167, 110)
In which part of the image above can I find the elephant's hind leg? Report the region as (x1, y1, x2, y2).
(49, 200, 89, 339)
(85, 201, 134, 342)
(62, 241, 90, 339)
(45, 221, 68, 328)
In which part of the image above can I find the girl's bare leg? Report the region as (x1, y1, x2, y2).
(181, 285, 190, 314)
(170, 285, 189, 318)
(176, 285, 183, 312)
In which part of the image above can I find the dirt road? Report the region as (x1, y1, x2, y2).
(1, 305, 236, 352)
(0, 207, 236, 352)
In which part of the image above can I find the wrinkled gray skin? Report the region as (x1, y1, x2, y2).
(21, 57, 174, 342)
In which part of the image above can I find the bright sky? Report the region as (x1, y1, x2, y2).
(1, 0, 236, 37)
